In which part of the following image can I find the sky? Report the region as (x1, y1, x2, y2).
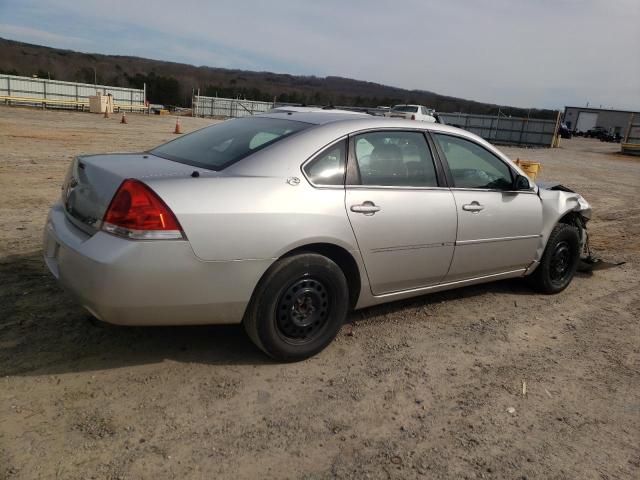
(0, 0, 638, 110)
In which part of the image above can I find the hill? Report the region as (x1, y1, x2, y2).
(0, 38, 557, 118)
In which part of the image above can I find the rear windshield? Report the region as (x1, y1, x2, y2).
(151, 117, 311, 170)
(392, 106, 418, 113)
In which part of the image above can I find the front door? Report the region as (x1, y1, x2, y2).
(345, 130, 457, 295)
(432, 133, 543, 281)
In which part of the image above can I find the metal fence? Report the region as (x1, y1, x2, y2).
(192, 95, 274, 118)
(624, 114, 640, 143)
(622, 114, 640, 155)
(438, 113, 559, 147)
(0, 74, 145, 110)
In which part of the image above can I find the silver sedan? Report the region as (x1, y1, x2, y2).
(44, 112, 592, 360)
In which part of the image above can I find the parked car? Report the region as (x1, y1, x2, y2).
(584, 127, 607, 138)
(582, 127, 621, 143)
(44, 112, 592, 361)
(148, 104, 167, 115)
(386, 104, 436, 122)
(598, 131, 622, 143)
(558, 123, 572, 139)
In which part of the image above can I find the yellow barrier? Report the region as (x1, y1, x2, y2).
(621, 143, 640, 156)
(515, 158, 542, 180)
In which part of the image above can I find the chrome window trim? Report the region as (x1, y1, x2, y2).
(450, 187, 538, 194)
(304, 184, 345, 190)
(346, 185, 450, 191)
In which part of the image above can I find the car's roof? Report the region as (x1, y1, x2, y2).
(268, 106, 363, 115)
(260, 110, 370, 124)
(258, 111, 450, 131)
(247, 111, 486, 156)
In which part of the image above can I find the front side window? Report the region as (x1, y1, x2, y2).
(353, 131, 438, 187)
(433, 134, 513, 190)
(303, 140, 346, 186)
(151, 117, 311, 170)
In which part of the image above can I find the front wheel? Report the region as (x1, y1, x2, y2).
(529, 223, 581, 294)
(243, 253, 349, 361)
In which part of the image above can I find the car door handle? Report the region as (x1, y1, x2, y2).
(350, 202, 381, 215)
(462, 201, 484, 213)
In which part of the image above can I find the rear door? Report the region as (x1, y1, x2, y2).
(432, 133, 543, 281)
(345, 130, 457, 295)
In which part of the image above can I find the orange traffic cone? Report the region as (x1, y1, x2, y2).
(173, 117, 182, 134)
(120, 112, 128, 124)
(103, 107, 110, 119)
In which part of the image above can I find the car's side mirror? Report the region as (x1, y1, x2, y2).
(513, 174, 531, 190)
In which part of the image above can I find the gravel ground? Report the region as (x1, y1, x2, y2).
(0, 107, 638, 479)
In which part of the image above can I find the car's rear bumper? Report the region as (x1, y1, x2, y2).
(43, 203, 272, 326)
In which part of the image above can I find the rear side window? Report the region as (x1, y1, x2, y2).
(393, 106, 418, 113)
(151, 117, 311, 170)
(353, 131, 439, 187)
(434, 134, 513, 190)
(303, 140, 346, 186)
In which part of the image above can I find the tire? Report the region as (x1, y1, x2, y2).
(529, 223, 581, 294)
(243, 253, 349, 361)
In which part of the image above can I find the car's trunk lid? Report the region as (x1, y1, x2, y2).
(62, 153, 210, 235)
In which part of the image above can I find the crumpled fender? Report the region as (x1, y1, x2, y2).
(533, 187, 592, 264)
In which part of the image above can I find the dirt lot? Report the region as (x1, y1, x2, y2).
(1, 107, 638, 479)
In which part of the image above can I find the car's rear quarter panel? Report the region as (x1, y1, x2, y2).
(45, 204, 268, 325)
(148, 176, 360, 262)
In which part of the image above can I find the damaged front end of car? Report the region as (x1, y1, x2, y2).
(528, 181, 594, 274)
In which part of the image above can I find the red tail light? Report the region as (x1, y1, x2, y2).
(411, 114, 416, 120)
(102, 179, 184, 240)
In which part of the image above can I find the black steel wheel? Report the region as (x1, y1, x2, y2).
(529, 223, 580, 294)
(243, 253, 349, 361)
(275, 276, 331, 343)
(549, 241, 572, 285)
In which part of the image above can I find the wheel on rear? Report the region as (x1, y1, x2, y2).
(529, 223, 581, 294)
(243, 253, 349, 361)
